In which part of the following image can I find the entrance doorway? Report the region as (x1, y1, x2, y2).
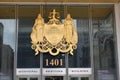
(18, 76, 90, 80)
(45, 76, 63, 80)
(18, 77, 39, 80)
(69, 77, 89, 80)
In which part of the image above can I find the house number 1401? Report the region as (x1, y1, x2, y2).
(45, 59, 63, 66)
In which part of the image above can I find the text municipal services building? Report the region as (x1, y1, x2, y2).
(0, 0, 120, 80)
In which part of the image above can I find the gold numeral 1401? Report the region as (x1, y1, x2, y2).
(45, 59, 63, 66)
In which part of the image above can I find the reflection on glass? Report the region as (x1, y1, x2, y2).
(69, 19, 90, 68)
(0, 5, 15, 80)
(93, 6, 117, 80)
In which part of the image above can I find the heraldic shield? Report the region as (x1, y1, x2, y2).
(44, 24, 65, 45)
(30, 9, 78, 56)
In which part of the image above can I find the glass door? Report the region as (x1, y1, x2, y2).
(18, 76, 90, 80)
(30, 78, 38, 80)
(19, 78, 27, 80)
(69, 77, 89, 80)
(45, 76, 63, 80)
(18, 77, 39, 80)
(42, 76, 66, 80)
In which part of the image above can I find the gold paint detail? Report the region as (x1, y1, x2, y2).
(30, 9, 78, 56)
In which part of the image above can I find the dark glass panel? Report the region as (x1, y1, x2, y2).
(68, 6, 90, 68)
(17, 6, 40, 68)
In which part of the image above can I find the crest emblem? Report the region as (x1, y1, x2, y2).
(30, 9, 78, 56)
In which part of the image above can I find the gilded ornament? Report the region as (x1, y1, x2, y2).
(30, 9, 78, 56)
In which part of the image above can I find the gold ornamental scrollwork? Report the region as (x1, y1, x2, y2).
(30, 9, 78, 56)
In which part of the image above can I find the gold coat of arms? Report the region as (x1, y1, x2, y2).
(30, 9, 78, 56)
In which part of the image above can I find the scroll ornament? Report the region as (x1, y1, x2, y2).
(30, 9, 78, 56)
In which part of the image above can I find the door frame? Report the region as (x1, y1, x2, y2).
(17, 76, 40, 80)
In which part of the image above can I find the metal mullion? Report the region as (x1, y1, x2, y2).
(114, 4, 119, 80)
(65, 53, 69, 80)
(0, 2, 115, 5)
(14, 4, 19, 80)
(40, 53, 43, 80)
(89, 5, 94, 80)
